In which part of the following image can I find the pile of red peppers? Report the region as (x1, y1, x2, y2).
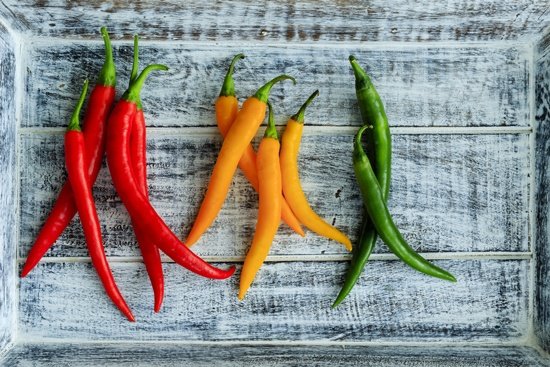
(21, 28, 235, 321)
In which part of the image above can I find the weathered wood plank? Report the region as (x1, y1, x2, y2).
(19, 259, 528, 341)
(3, 0, 550, 42)
(24, 42, 530, 128)
(2, 344, 549, 367)
(535, 36, 550, 353)
(0, 23, 17, 355)
(18, 133, 530, 259)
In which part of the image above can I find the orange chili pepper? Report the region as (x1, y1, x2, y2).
(215, 54, 304, 237)
(280, 91, 352, 251)
(239, 102, 281, 300)
(187, 74, 296, 247)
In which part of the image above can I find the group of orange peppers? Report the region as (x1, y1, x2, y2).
(193, 54, 352, 299)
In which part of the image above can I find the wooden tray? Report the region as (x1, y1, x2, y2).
(0, 1, 549, 365)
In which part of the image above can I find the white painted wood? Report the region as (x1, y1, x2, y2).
(2, 344, 549, 367)
(19, 260, 528, 341)
(18, 133, 530, 259)
(0, 22, 17, 356)
(23, 42, 530, 128)
(0, 0, 544, 358)
(1, 0, 549, 42)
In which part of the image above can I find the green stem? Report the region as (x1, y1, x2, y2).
(97, 27, 116, 87)
(122, 64, 169, 105)
(129, 35, 142, 109)
(67, 80, 89, 132)
(253, 74, 296, 103)
(349, 55, 374, 92)
(353, 124, 369, 158)
(130, 35, 139, 85)
(291, 90, 319, 123)
(264, 101, 278, 140)
(219, 53, 245, 97)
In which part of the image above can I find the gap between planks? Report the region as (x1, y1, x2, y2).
(18, 252, 533, 265)
(18, 126, 533, 136)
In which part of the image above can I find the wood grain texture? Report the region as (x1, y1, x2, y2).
(0, 0, 544, 355)
(24, 42, 530, 128)
(2, 344, 549, 367)
(18, 133, 530, 259)
(2, 0, 550, 42)
(535, 36, 550, 353)
(19, 260, 528, 341)
(0, 23, 16, 355)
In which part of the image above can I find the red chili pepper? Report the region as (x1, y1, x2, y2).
(21, 27, 116, 277)
(66, 80, 135, 321)
(106, 64, 235, 280)
(128, 36, 164, 312)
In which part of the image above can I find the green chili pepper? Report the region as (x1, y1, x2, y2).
(351, 125, 457, 283)
(333, 56, 391, 307)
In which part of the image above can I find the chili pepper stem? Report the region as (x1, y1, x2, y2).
(67, 80, 89, 132)
(129, 35, 143, 110)
(253, 74, 296, 103)
(219, 53, 245, 97)
(97, 27, 116, 87)
(354, 124, 370, 155)
(349, 55, 374, 92)
(130, 35, 139, 86)
(122, 64, 169, 105)
(264, 101, 278, 140)
(291, 90, 319, 123)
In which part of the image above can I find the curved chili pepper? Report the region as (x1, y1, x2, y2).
(353, 125, 456, 282)
(128, 36, 164, 312)
(107, 64, 235, 280)
(239, 102, 281, 300)
(186, 74, 296, 247)
(333, 56, 392, 307)
(215, 54, 304, 237)
(22, 27, 116, 277)
(280, 91, 352, 251)
(66, 80, 135, 321)
(216, 55, 303, 237)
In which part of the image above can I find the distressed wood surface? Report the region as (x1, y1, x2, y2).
(535, 35, 550, 353)
(1, 0, 549, 42)
(19, 133, 530, 259)
(24, 42, 530, 128)
(2, 344, 549, 367)
(0, 0, 544, 356)
(0, 22, 16, 356)
(19, 260, 528, 341)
